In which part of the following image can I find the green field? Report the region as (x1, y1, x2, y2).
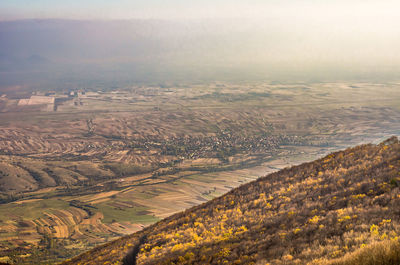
(0, 82, 400, 263)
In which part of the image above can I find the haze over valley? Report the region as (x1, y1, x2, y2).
(0, 1, 400, 264)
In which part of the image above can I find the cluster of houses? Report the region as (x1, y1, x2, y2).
(128, 132, 304, 160)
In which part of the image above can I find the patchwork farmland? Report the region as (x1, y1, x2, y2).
(0, 82, 400, 263)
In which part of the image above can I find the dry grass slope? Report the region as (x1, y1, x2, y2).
(61, 136, 400, 265)
(322, 240, 400, 265)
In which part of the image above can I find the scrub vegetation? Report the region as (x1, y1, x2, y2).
(63, 137, 400, 264)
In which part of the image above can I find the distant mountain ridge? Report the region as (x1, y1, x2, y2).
(62, 137, 400, 265)
(2, 18, 399, 92)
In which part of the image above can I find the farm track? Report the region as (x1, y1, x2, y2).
(0, 83, 400, 263)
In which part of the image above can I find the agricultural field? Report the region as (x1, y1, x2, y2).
(61, 136, 400, 265)
(0, 82, 399, 263)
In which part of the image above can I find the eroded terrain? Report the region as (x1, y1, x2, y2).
(0, 82, 399, 263)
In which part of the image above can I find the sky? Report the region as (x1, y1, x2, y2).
(1, 0, 400, 20)
(1, 0, 400, 86)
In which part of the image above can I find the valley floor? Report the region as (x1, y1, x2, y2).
(0, 82, 399, 263)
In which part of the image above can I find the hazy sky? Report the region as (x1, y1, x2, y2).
(1, 0, 399, 20)
(1, 0, 400, 85)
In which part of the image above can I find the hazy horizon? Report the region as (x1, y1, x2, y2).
(1, 1, 400, 90)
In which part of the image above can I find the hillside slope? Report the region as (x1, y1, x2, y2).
(62, 136, 400, 265)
